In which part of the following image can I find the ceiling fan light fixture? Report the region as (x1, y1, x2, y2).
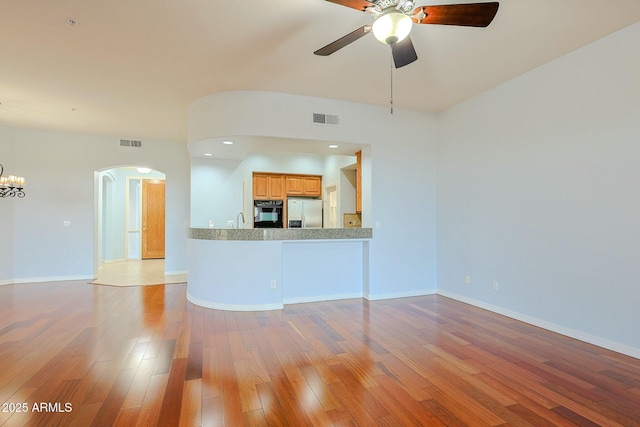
(372, 10, 412, 45)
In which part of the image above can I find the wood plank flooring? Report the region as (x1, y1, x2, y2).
(1, 281, 639, 426)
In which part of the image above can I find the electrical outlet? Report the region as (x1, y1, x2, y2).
(465, 275, 471, 285)
(492, 280, 499, 291)
(270, 280, 277, 289)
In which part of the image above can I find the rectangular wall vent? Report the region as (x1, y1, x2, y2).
(120, 139, 142, 148)
(313, 113, 339, 126)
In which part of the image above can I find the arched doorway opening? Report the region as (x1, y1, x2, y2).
(93, 166, 167, 285)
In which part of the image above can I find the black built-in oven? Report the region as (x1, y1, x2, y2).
(253, 200, 284, 228)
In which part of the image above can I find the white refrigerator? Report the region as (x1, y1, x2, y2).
(287, 198, 323, 228)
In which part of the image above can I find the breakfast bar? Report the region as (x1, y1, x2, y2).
(186, 228, 372, 311)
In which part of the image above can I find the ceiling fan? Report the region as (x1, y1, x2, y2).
(314, 0, 499, 68)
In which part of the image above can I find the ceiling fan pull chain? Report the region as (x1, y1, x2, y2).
(390, 53, 394, 114)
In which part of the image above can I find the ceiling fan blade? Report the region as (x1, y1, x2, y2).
(325, 0, 375, 12)
(314, 25, 372, 56)
(413, 2, 499, 27)
(392, 36, 418, 68)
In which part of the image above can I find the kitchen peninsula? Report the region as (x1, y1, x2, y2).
(187, 227, 372, 311)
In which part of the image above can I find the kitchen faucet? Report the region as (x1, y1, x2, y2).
(236, 211, 245, 229)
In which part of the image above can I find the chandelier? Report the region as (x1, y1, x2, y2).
(0, 163, 26, 198)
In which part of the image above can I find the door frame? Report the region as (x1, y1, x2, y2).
(125, 176, 143, 260)
(324, 183, 338, 228)
(124, 175, 167, 260)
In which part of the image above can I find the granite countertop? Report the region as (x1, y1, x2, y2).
(187, 227, 372, 241)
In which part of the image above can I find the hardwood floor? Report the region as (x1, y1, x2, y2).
(1, 281, 639, 426)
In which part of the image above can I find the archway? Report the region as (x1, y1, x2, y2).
(93, 166, 166, 282)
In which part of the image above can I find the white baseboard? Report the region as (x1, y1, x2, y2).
(102, 258, 128, 264)
(437, 290, 640, 360)
(366, 288, 437, 301)
(4, 275, 94, 285)
(186, 291, 284, 312)
(284, 292, 363, 305)
(165, 270, 188, 276)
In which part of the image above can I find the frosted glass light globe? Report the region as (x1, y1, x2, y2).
(372, 11, 412, 45)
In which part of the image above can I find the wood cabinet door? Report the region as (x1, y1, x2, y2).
(285, 176, 304, 195)
(253, 174, 269, 199)
(303, 176, 322, 197)
(269, 175, 285, 199)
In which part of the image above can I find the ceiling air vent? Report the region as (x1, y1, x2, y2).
(120, 139, 142, 148)
(313, 113, 339, 126)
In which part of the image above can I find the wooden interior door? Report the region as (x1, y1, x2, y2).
(142, 179, 165, 259)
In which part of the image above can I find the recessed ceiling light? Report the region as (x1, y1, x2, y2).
(204, 153, 213, 156)
(328, 144, 338, 149)
(222, 141, 234, 145)
(137, 167, 151, 174)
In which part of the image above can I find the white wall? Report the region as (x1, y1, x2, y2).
(0, 138, 16, 284)
(282, 241, 364, 303)
(190, 157, 242, 228)
(187, 239, 284, 310)
(0, 197, 15, 284)
(0, 126, 190, 282)
(437, 23, 640, 356)
(189, 91, 438, 299)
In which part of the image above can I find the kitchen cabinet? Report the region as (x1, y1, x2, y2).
(355, 150, 362, 213)
(303, 176, 322, 197)
(284, 176, 303, 195)
(253, 173, 284, 200)
(285, 175, 322, 197)
(254, 173, 322, 200)
(270, 175, 284, 198)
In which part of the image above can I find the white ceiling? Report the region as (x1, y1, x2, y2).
(1, 0, 639, 142)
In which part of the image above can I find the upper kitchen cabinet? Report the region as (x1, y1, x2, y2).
(253, 173, 284, 200)
(254, 173, 322, 199)
(285, 175, 322, 197)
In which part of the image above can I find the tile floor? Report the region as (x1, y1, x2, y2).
(91, 259, 187, 286)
